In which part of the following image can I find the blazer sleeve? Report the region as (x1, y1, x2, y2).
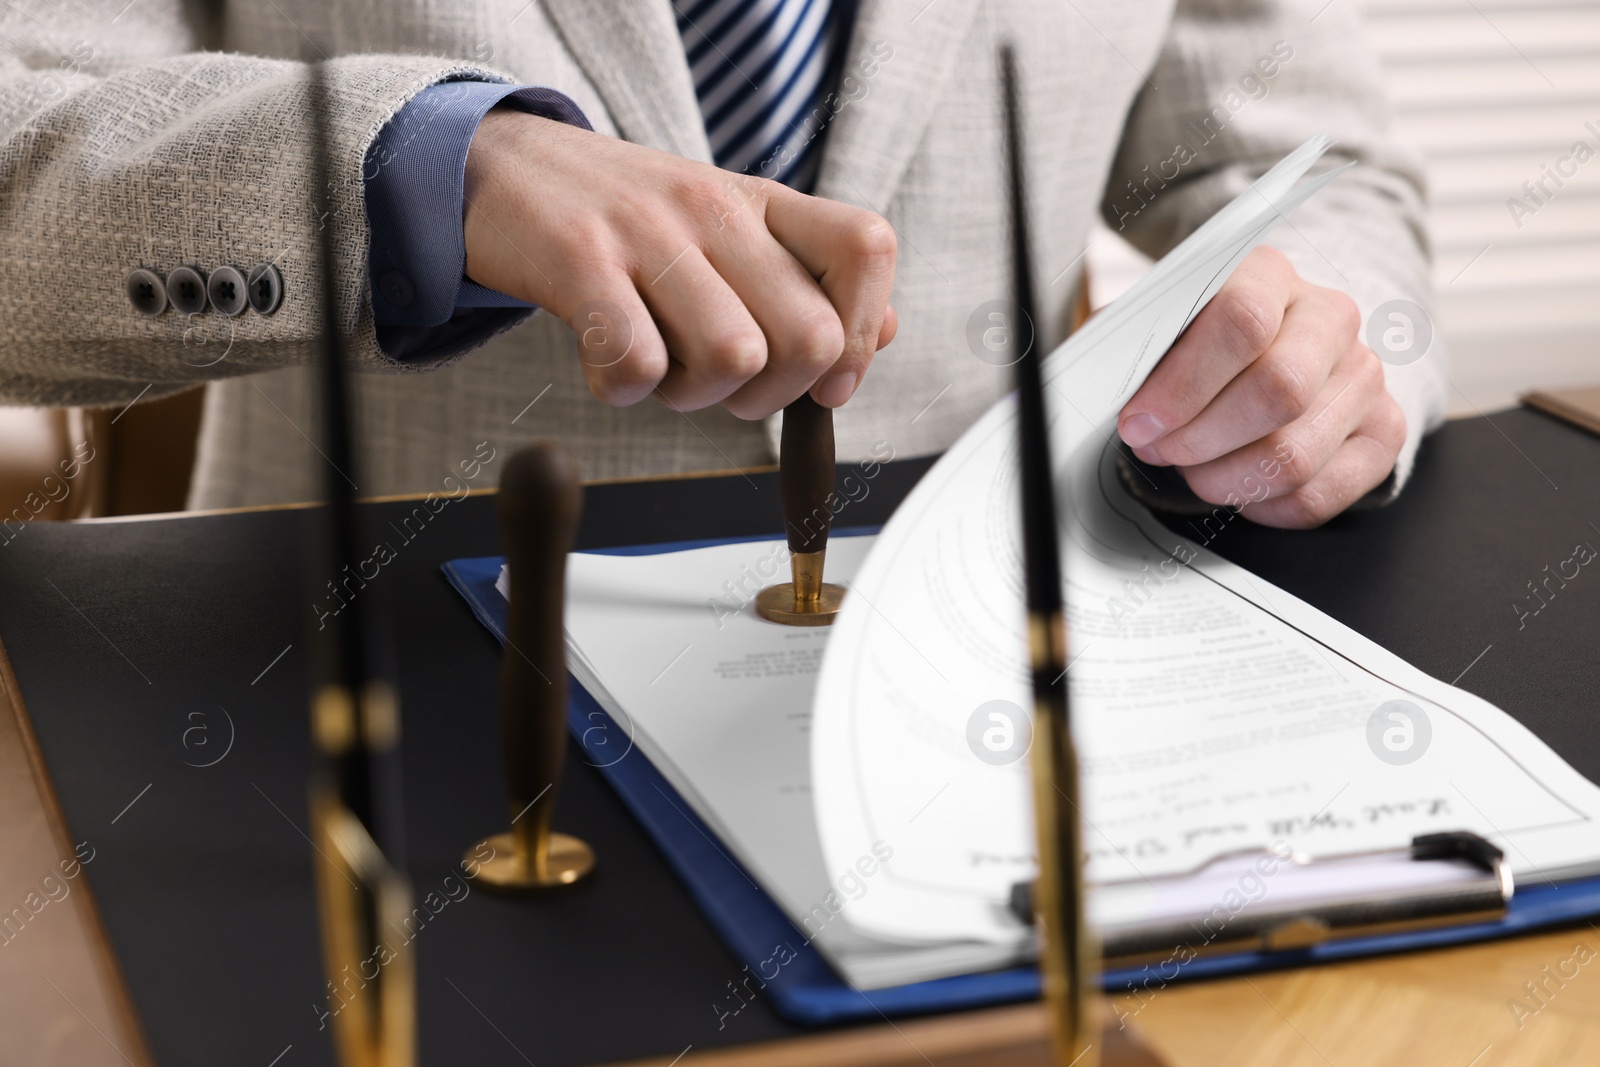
(0, 2, 517, 408)
(1102, 0, 1448, 501)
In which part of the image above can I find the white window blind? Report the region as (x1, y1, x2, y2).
(1088, 0, 1600, 411)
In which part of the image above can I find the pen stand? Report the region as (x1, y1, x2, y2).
(466, 443, 595, 890)
(756, 394, 847, 626)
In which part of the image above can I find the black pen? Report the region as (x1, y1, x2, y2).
(303, 62, 416, 1067)
(1001, 43, 1096, 1067)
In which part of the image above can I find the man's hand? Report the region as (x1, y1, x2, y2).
(1116, 247, 1405, 529)
(462, 111, 897, 420)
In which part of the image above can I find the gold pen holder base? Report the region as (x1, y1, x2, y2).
(466, 831, 595, 891)
(754, 581, 846, 626)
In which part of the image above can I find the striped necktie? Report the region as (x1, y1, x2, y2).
(674, 0, 841, 192)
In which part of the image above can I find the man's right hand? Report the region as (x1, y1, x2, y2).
(462, 110, 898, 420)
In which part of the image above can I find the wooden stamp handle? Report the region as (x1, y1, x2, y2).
(496, 443, 582, 831)
(780, 393, 835, 556)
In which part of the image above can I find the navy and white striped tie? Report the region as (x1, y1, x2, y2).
(674, 0, 840, 192)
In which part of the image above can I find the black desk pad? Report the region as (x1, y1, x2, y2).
(0, 409, 1594, 1066)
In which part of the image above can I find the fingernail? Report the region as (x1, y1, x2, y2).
(1120, 412, 1164, 449)
(815, 372, 858, 408)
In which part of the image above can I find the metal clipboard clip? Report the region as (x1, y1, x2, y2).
(1011, 830, 1513, 965)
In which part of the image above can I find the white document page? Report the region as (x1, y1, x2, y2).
(558, 537, 1054, 987)
(562, 536, 875, 935)
(809, 137, 1600, 950)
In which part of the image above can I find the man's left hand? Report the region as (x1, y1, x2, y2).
(1116, 246, 1406, 529)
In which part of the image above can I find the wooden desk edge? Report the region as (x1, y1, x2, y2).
(0, 632, 156, 1067)
(70, 463, 783, 525)
(607, 1003, 1054, 1067)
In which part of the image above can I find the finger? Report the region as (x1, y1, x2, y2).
(563, 282, 671, 408)
(1237, 392, 1406, 529)
(1117, 246, 1296, 452)
(637, 244, 767, 411)
(1174, 341, 1386, 506)
(878, 305, 898, 350)
(706, 226, 845, 421)
(765, 187, 897, 407)
(1146, 285, 1363, 468)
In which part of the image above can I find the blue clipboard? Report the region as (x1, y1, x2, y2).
(443, 537, 1600, 1027)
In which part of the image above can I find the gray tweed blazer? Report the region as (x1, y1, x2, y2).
(0, 0, 1446, 509)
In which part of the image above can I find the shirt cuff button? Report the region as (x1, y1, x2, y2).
(378, 270, 416, 309)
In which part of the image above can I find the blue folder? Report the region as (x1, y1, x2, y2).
(443, 536, 1600, 1027)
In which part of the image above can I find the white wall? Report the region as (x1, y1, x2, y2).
(1086, 0, 1600, 414)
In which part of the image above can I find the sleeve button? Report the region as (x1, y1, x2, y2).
(207, 265, 249, 317)
(126, 268, 167, 316)
(247, 263, 283, 315)
(167, 265, 208, 315)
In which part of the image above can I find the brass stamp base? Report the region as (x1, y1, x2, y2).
(466, 831, 595, 891)
(754, 581, 846, 626)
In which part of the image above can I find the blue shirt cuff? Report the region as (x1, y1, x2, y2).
(365, 81, 591, 337)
